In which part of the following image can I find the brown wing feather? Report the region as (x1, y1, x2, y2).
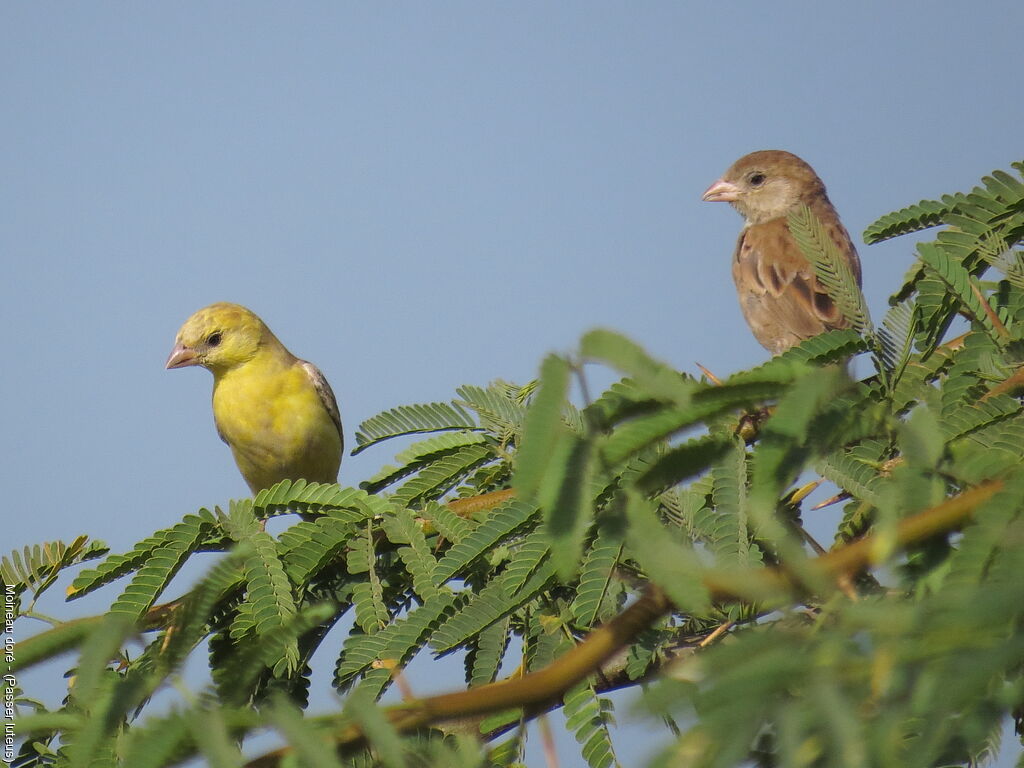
(299, 360, 344, 447)
(732, 208, 860, 355)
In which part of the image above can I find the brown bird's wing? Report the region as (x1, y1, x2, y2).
(732, 209, 860, 355)
(300, 360, 344, 445)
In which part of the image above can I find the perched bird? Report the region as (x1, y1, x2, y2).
(702, 150, 861, 355)
(166, 302, 343, 494)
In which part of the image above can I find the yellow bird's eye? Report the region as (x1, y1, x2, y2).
(206, 331, 223, 347)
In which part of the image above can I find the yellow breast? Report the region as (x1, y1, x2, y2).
(212, 355, 342, 493)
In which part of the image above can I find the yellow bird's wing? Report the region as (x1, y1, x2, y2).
(299, 360, 344, 447)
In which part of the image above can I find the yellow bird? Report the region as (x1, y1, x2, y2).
(166, 302, 343, 494)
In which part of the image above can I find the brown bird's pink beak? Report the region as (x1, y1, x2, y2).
(165, 342, 200, 369)
(702, 179, 740, 203)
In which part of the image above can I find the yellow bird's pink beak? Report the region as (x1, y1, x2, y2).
(165, 342, 200, 369)
(702, 179, 740, 203)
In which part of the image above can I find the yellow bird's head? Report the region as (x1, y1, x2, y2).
(165, 302, 270, 374)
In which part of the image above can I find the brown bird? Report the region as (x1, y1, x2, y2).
(702, 150, 861, 355)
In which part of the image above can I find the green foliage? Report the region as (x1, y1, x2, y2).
(8, 159, 1024, 768)
(863, 194, 964, 244)
(564, 681, 620, 768)
(67, 512, 219, 600)
(569, 531, 623, 628)
(352, 400, 480, 454)
(789, 203, 874, 336)
(1, 535, 107, 606)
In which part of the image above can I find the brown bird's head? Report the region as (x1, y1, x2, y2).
(702, 150, 828, 225)
(165, 302, 273, 375)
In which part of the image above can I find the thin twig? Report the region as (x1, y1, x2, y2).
(969, 280, 1011, 340)
(981, 365, 1024, 400)
(539, 715, 559, 768)
(695, 362, 723, 385)
(697, 620, 734, 649)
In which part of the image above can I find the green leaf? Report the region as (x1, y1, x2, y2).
(634, 434, 735, 495)
(898, 403, 945, 469)
(432, 499, 538, 585)
(564, 681, 620, 768)
(69, 510, 218, 600)
(456, 381, 528, 441)
(335, 591, 459, 692)
(624, 491, 710, 615)
(353, 401, 480, 454)
(878, 299, 917, 378)
(500, 529, 551, 594)
(469, 617, 511, 687)
(708, 437, 755, 565)
(581, 328, 694, 403)
(344, 690, 408, 768)
(278, 513, 364, 584)
(430, 558, 556, 653)
(420, 499, 475, 543)
(222, 503, 299, 667)
(789, 204, 873, 335)
(187, 706, 248, 768)
(514, 353, 572, 500)
(391, 442, 496, 506)
(540, 432, 595, 581)
(118, 711, 192, 768)
(253, 480, 392, 519)
(1, 536, 107, 602)
(362, 432, 489, 493)
(815, 440, 887, 507)
(214, 602, 335, 706)
(863, 195, 961, 244)
(382, 508, 441, 601)
(918, 241, 1004, 344)
(265, 697, 345, 768)
(747, 366, 852, 574)
(352, 575, 389, 635)
(570, 532, 623, 628)
(942, 395, 1020, 443)
(65, 614, 136, 767)
(106, 513, 217, 620)
(152, 546, 248, 674)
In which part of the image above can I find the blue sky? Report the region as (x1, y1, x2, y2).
(3, 3, 1023, 765)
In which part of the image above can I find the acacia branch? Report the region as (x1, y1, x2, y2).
(243, 480, 1003, 767)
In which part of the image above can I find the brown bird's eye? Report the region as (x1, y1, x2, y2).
(748, 172, 766, 187)
(206, 331, 223, 347)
